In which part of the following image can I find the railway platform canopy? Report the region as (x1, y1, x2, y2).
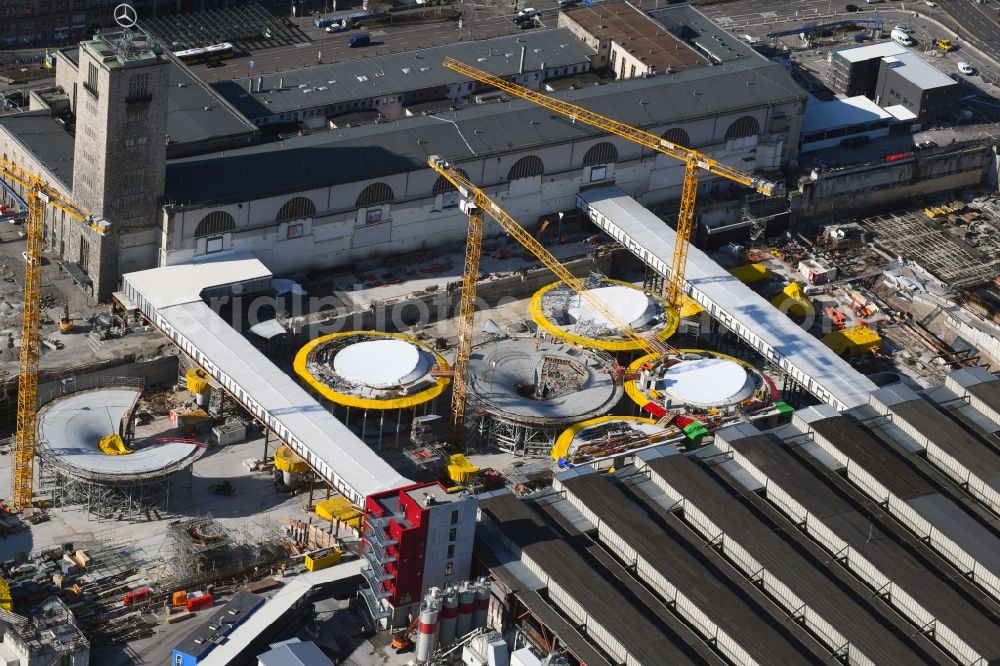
(577, 187, 877, 410)
(121, 254, 410, 505)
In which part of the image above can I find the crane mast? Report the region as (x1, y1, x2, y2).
(440, 57, 783, 309)
(1, 157, 93, 511)
(448, 201, 484, 446)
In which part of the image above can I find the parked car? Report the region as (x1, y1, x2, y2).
(958, 61, 976, 75)
(894, 24, 913, 34)
(325, 21, 348, 33)
(845, 4, 859, 12)
(518, 7, 539, 17)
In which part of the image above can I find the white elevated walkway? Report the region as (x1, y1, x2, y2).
(577, 187, 876, 410)
(121, 254, 410, 505)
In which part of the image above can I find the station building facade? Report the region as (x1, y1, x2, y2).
(0, 4, 806, 302)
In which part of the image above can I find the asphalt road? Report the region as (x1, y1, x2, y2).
(189, 2, 560, 83)
(937, 0, 1000, 63)
(697, 0, 946, 33)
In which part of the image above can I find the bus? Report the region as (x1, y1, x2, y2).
(172, 42, 235, 65)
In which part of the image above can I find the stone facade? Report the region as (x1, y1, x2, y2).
(68, 31, 169, 298)
(161, 99, 802, 274)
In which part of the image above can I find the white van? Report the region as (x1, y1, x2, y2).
(890, 29, 915, 46)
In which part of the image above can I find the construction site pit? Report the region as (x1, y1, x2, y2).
(465, 336, 623, 456)
(552, 415, 683, 466)
(529, 276, 676, 352)
(293, 330, 449, 446)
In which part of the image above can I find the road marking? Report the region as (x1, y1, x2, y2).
(85, 334, 102, 354)
(370, 29, 386, 36)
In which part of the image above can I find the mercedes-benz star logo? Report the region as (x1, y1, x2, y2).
(114, 3, 137, 29)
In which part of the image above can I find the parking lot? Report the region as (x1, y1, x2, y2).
(183, 0, 562, 82)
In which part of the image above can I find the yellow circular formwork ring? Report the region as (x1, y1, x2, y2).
(293, 330, 450, 410)
(529, 279, 679, 352)
(274, 444, 310, 473)
(679, 295, 703, 318)
(624, 348, 761, 409)
(552, 414, 658, 462)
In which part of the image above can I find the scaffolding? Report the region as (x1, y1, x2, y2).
(466, 339, 621, 457)
(34, 377, 197, 523)
(3, 597, 90, 663)
(156, 514, 288, 591)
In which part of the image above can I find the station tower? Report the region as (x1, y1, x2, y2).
(69, 4, 169, 299)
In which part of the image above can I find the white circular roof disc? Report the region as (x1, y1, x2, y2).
(662, 358, 753, 407)
(567, 286, 655, 330)
(334, 339, 430, 389)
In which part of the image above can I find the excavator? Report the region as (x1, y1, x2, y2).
(391, 615, 419, 651)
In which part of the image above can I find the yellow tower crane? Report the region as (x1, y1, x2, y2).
(429, 156, 674, 446)
(441, 57, 784, 309)
(0, 157, 97, 511)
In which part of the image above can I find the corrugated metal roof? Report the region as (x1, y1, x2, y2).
(211, 28, 595, 118)
(577, 188, 876, 410)
(166, 61, 803, 207)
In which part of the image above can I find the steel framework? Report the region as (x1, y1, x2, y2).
(449, 205, 484, 445)
(37, 459, 192, 522)
(157, 514, 287, 591)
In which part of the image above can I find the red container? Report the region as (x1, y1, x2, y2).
(123, 587, 151, 606)
(186, 593, 214, 612)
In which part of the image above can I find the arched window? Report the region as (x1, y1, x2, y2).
(583, 141, 618, 166)
(724, 116, 759, 140)
(507, 155, 544, 180)
(432, 169, 468, 195)
(661, 128, 691, 148)
(194, 211, 235, 237)
(276, 197, 316, 221)
(356, 182, 394, 208)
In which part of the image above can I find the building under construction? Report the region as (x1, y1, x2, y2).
(157, 514, 288, 592)
(464, 336, 622, 456)
(529, 274, 672, 354)
(294, 331, 450, 449)
(34, 378, 203, 522)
